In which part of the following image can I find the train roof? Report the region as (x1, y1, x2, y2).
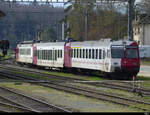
(36, 42, 65, 47)
(69, 39, 137, 47)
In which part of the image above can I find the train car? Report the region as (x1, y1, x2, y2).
(65, 39, 140, 79)
(15, 41, 33, 64)
(33, 42, 65, 68)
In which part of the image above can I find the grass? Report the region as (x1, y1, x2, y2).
(136, 76, 150, 80)
(42, 71, 105, 81)
(0, 50, 13, 60)
(13, 70, 58, 81)
(13, 70, 105, 82)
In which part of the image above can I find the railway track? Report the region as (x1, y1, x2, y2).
(0, 64, 150, 97)
(0, 86, 71, 112)
(0, 101, 33, 112)
(0, 65, 149, 111)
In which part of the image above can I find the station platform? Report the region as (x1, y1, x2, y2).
(138, 65, 150, 77)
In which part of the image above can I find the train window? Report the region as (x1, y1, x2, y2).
(29, 49, 31, 55)
(40, 50, 42, 59)
(49, 50, 51, 60)
(57, 50, 59, 58)
(27, 49, 30, 55)
(83, 49, 85, 58)
(43, 50, 45, 60)
(40, 50, 41, 59)
(60, 50, 61, 58)
(55, 50, 57, 61)
(71, 49, 73, 58)
(44, 50, 47, 60)
(38, 50, 40, 59)
(77, 49, 79, 58)
(46, 50, 48, 60)
(43, 50, 44, 60)
(89, 49, 91, 59)
(74, 49, 76, 58)
(86, 49, 88, 58)
(96, 49, 98, 59)
(41, 50, 42, 59)
(60, 50, 62, 58)
(37, 50, 39, 59)
(111, 48, 124, 58)
(47, 50, 49, 60)
(77, 49, 78, 58)
(80, 49, 82, 58)
(39, 50, 41, 59)
(52, 50, 54, 60)
(59, 50, 61, 58)
(92, 49, 94, 59)
(49, 50, 52, 60)
(99, 49, 101, 59)
(44, 50, 46, 60)
(126, 49, 138, 59)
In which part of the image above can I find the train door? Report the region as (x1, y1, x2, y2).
(64, 43, 72, 67)
(104, 49, 110, 72)
(33, 44, 37, 65)
(52, 48, 56, 66)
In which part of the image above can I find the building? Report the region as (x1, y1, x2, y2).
(133, 14, 150, 45)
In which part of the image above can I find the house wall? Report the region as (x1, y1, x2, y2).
(144, 24, 150, 45)
(133, 24, 150, 45)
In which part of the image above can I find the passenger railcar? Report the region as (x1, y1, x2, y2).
(15, 41, 33, 64)
(34, 42, 65, 68)
(15, 39, 140, 79)
(65, 39, 140, 78)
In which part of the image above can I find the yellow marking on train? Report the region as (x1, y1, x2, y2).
(71, 47, 82, 48)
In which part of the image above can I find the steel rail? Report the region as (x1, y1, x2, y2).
(0, 66, 149, 111)
(0, 64, 150, 96)
(0, 86, 71, 112)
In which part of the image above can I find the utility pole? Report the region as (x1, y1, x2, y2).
(85, 8, 88, 41)
(62, 21, 65, 40)
(128, 0, 135, 41)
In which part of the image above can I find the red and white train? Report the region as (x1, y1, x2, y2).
(15, 39, 140, 79)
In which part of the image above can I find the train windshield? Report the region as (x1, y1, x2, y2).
(111, 46, 124, 58)
(126, 49, 138, 59)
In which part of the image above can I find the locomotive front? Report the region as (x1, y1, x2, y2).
(110, 41, 140, 78)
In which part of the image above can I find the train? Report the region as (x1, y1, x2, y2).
(15, 38, 140, 79)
